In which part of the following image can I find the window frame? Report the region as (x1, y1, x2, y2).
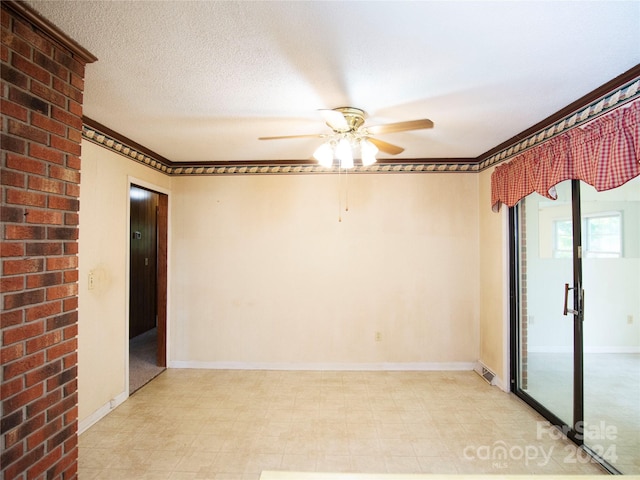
(553, 211, 622, 259)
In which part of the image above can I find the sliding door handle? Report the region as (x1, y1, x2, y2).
(563, 283, 584, 317)
(564, 283, 577, 316)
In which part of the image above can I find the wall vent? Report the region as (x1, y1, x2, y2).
(475, 363, 497, 385)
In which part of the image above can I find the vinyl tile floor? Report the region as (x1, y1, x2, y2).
(79, 370, 607, 479)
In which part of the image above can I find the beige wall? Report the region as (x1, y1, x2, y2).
(78, 141, 171, 429)
(170, 173, 481, 368)
(478, 167, 508, 385)
(78, 142, 510, 429)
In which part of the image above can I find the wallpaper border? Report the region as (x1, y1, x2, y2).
(478, 78, 639, 171)
(81, 126, 480, 176)
(82, 76, 639, 176)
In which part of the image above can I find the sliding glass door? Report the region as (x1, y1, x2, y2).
(516, 180, 575, 426)
(513, 176, 640, 474)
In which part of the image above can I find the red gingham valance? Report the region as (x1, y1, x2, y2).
(491, 99, 640, 212)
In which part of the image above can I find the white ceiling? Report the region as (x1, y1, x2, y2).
(25, 1, 640, 164)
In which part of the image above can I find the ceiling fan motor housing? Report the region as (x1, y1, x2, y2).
(333, 107, 366, 132)
(258, 106, 432, 156)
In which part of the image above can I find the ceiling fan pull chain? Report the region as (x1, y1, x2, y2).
(344, 168, 349, 213)
(338, 166, 342, 223)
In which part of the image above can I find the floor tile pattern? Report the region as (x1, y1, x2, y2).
(79, 370, 606, 479)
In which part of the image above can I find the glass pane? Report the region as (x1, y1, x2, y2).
(584, 214, 621, 258)
(519, 180, 574, 425)
(554, 219, 573, 258)
(582, 176, 640, 474)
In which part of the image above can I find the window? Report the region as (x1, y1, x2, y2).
(553, 212, 622, 258)
(584, 213, 622, 258)
(554, 219, 573, 258)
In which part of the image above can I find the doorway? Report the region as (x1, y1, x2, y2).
(129, 184, 168, 393)
(511, 176, 640, 474)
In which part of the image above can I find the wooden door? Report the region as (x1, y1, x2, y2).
(129, 185, 158, 339)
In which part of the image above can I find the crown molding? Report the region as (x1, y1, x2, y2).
(478, 67, 640, 171)
(168, 161, 480, 176)
(82, 65, 640, 176)
(82, 124, 171, 174)
(82, 121, 479, 175)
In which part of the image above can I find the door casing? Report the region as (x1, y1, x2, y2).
(128, 183, 168, 368)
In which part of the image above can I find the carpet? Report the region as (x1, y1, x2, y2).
(129, 327, 165, 393)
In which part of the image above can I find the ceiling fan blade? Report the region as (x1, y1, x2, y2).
(258, 134, 325, 140)
(368, 137, 404, 155)
(319, 109, 349, 131)
(366, 119, 434, 135)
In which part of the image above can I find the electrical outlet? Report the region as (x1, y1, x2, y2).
(88, 271, 95, 290)
(628, 315, 634, 325)
(375, 331, 382, 342)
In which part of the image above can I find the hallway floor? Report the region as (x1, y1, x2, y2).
(79, 370, 605, 479)
(129, 327, 165, 394)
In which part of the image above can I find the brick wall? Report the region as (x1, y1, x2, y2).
(1, 3, 95, 479)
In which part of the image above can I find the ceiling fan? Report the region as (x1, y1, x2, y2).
(258, 107, 434, 167)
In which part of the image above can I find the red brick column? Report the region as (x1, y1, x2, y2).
(1, 3, 95, 479)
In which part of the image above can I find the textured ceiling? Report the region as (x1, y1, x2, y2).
(25, 1, 640, 164)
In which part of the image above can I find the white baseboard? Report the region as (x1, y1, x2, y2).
(528, 346, 640, 354)
(584, 346, 640, 354)
(168, 361, 477, 371)
(78, 390, 128, 435)
(493, 376, 508, 391)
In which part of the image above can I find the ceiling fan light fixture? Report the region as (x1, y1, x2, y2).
(335, 137, 353, 169)
(259, 107, 433, 167)
(313, 142, 334, 167)
(360, 138, 378, 166)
